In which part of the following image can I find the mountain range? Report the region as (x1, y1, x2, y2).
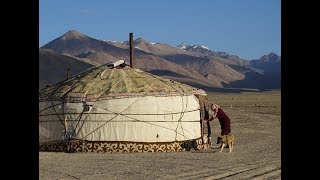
(39, 30, 280, 91)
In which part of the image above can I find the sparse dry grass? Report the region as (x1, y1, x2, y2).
(207, 90, 280, 114)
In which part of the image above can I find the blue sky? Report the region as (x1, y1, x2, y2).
(39, 0, 280, 60)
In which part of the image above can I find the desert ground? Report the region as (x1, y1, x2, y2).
(39, 90, 281, 179)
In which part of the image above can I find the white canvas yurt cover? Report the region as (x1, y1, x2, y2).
(39, 62, 211, 153)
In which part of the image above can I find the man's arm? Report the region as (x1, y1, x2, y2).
(202, 116, 214, 123)
(207, 116, 214, 122)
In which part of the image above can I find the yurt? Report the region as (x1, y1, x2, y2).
(39, 60, 212, 153)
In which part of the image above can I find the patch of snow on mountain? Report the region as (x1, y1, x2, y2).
(191, 45, 210, 50)
(105, 40, 119, 43)
(180, 45, 187, 50)
(201, 45, 210, 50)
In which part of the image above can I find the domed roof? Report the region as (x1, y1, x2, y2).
(39, 65, 205, 102)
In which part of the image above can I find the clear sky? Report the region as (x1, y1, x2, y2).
(39, 0, 281, 60)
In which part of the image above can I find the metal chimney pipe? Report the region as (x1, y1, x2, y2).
(129, 33, 133, 68)
(66, 66, 70, 79)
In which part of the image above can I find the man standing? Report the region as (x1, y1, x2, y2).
(202, 104, 231, 136)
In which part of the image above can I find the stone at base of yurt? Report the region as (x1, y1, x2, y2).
(39, 138, 209, 153)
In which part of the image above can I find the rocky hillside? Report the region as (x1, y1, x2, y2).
(40, 30, 281, 90)
(39, 49, 94, 89)
(40, 31, 221, 88)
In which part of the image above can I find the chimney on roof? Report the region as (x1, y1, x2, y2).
(66, 66, 70, 79)
(129, 33, 134, 68)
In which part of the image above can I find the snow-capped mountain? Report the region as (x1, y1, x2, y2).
(40, 30, 280, 90)
(177, 43, 248, 65)
(177, 43, 210, 52)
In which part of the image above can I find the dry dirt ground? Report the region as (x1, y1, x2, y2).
(39, 90, 281, 179)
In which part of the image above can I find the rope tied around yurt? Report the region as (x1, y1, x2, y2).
(49, 101, 65, 127)
(39, 109, 200, 117)
(67, 66, 129, 141)
(119, 114, 192, 139)
(47, 68, 103, 147)
(81, 97, 141, 139)
(62, 63, 130, 147)
(72, 67, 194, 141)
(39, 64, 206, 148)
(61, 67, 112, 142)
(45, 65, 96, 100)
(78, 95, 198, 140)
(174, 95, 189, 141)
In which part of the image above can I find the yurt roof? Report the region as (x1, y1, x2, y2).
(39, 64, 206, 102)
